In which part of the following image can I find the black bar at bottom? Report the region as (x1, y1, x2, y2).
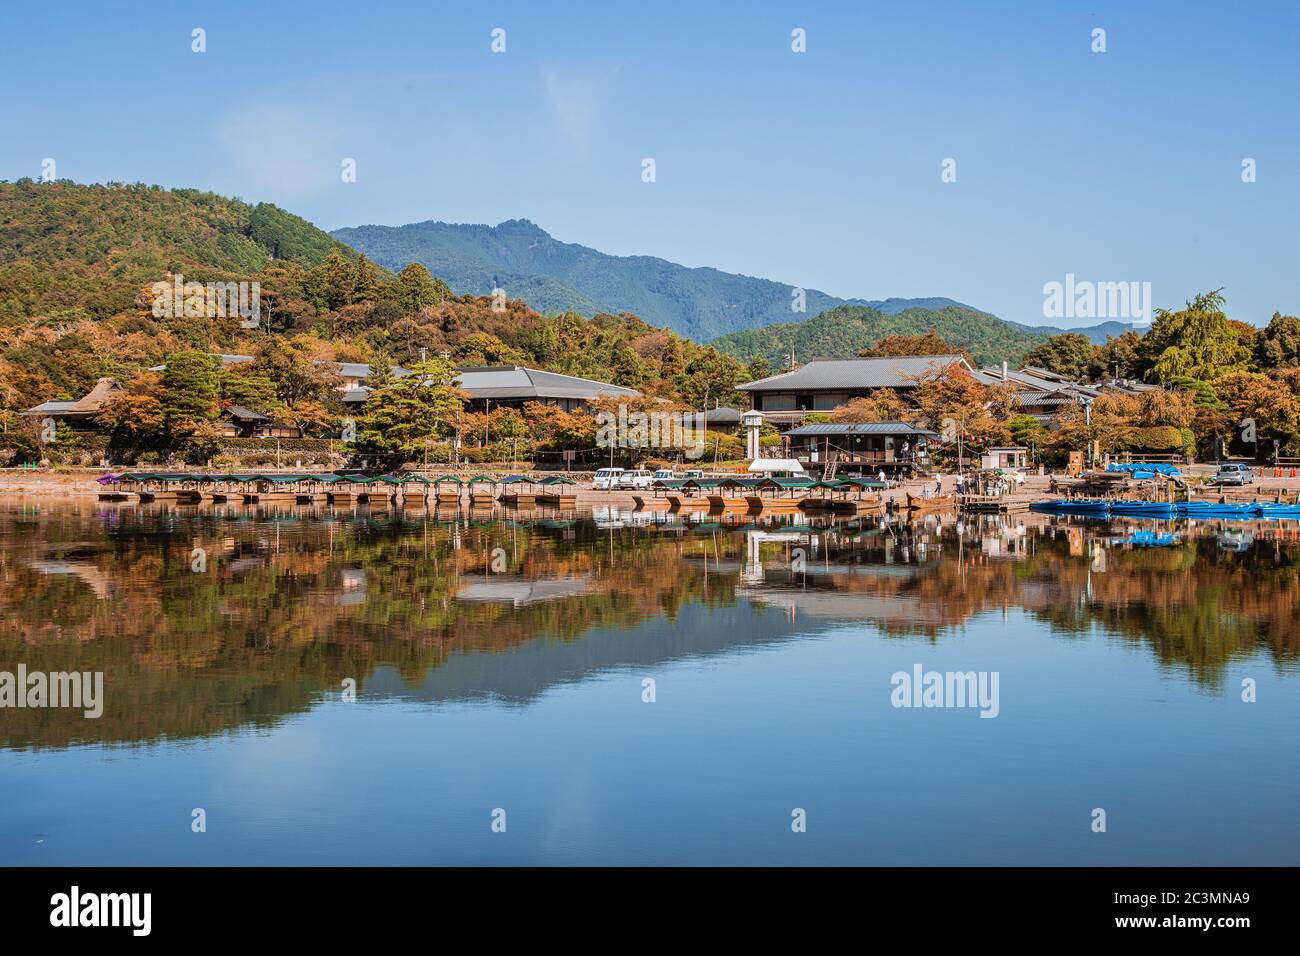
(0, 866, 1277, 941)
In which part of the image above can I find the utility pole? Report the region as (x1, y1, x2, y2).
(1078, 396, 1095, 468)
(957, 412, 964, 477)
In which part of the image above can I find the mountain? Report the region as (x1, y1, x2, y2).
(331, 218, 976, 342)
(0, 180, 361, 324)
(0, 181, 757, 413)
(709, 304, 1048, 368)
(1009, 320, 1137, 344)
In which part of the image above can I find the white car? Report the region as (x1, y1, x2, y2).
(617, 469, 655, 489)
(593, 467, 624, 490)
(652, 468, 676, 481)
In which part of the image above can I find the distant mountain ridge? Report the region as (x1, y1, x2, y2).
(1008, 319, 1138, 345)
(710, 304, 1049, 369)
(331, 218, 978, 342)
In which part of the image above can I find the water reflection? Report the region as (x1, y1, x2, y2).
(2, 500, 1298, 750)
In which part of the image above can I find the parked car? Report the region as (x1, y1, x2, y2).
(617, 469, 655, 489)
(593, 467, 625, 490)
(682, 468, 705, 480)
(652, 468, 676, 481)
(1214, 463, 1255, 485)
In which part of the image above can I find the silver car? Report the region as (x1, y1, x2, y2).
(1215, 463, 1254, 485)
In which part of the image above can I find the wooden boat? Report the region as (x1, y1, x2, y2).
(797, 480, 846, 511)
(205, 484, 235, 502)
(395, 475, 431, 505)
(535, 476, 578, 508)
(633, 479, 682, 509)
(173, 477, 205, 503)
(742, 478, 816, 513)
(831, 497, 884, 514)
(747, 496, 803, 513)
(666, 493, 708, 510)
(705, 495, 754, 510)
(431, 475, 464, 505)
(798, 496, 835, 511)
(206, 475, 253, 502)
(698, 478, 753, 510)
(243, 476, 300, 503)
(466, 476, 497, 506)
(497, 475, 538, 506)
(631, 494, 671, 508)
(905, 492, 956, 512)
(124, 473, 182, 502)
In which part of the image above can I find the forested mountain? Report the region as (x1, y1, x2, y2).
(0, 180, 361, 325)
(710, 304, 1048, 368)
(0, 181, 758, 422)
(332, 217, 976, 341)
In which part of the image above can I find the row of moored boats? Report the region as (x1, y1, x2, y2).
(1033, 499, 1300, 519)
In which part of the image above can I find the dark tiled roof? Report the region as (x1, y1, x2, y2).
(333, 362, 411, 379)
(685, 407, 743, 426)
(224, 405, 270, 421)
(785, 422, 939, 437)
(739, 355, 971, 391)
(455, 365, 638, 400)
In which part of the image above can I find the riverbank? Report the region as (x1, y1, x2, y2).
(4, 468, 1299, 511)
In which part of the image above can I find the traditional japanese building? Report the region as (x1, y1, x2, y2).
(737, 355, 975, 426)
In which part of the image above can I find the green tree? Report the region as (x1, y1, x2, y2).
(1255, 312, 1300, 369)
(220, 364, 280, 415)
(162, 351, 221, 432)
(322, 249, 356, 310)
(455, 332, 524, 366)
(352, 255, 383, 303)
(365, 353, 395, 392)
(397, 263, 450, 314)
(1092, 330, 1142, 379)
(1022, 333, 1097, 379)
(253, 338, 341, 409)
(357, 357, 464, 458)
(1008, 413, 1045, 449)
(612, 346, 647, 388)
(1138, 290, 1253, 383)
(676, 349, 746, 409)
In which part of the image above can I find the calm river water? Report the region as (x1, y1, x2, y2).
(1, 500, 1297, 865)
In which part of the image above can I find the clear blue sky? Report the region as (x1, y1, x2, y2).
(2, 0, 1297, 328)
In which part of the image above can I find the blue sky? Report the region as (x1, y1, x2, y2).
(2, 0, 1297, 329)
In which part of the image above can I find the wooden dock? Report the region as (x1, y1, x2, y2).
(959, 494, 1033, 514)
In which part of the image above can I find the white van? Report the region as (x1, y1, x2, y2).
(618, 469, 654, 489)
(652, 468, 676, 481)
(593, 467, 624, 490)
